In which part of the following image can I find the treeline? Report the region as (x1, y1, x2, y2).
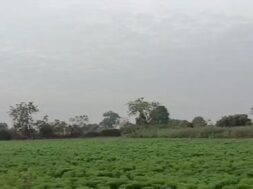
(0, 102, 122, 140)
(0, 98, 252, 140)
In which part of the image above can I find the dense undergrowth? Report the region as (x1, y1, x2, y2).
(0, 139, 253, 188)
(123, 126, 253, 138)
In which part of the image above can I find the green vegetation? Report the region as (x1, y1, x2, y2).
(0, 99, 252, 140)
(0, 138, 253, 189)
(216, 115, 252, 127)
(127, 97, 162, 125)
(191, 117, 207, 128)
(124, 127, 253, 138)
(100, 111, 121, 129)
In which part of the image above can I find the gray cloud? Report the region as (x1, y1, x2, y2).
(0, 0, 253, 124)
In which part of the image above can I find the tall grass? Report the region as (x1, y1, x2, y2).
(124, 126, 253, 138)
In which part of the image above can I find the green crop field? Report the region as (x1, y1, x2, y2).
(0, 139, 253, 189)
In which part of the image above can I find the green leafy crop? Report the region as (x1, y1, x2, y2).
(0, 139, 252, 189)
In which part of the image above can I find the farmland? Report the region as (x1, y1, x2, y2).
(0, 139, 253, 189)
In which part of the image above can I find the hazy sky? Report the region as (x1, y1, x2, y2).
(1, 0, 253, 124)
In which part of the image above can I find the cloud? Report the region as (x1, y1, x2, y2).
(0, 0, 253, 123)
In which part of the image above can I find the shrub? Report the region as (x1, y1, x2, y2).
(39, 125, 54, 138)
(0, 129, 11, 140)
(192, 117, 207, 127)
(123, 126, 253, 138)
(99, 129, 121, 137)
(177, 120, 193, 128)
(216, 114, 252, 127)
(84, 132, 100, 137)
(120, 124, 138, 136)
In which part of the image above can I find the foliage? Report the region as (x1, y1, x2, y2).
(68, 115, 89, 137)
(9, 102, 39, 138)
(178, 120, 193, 128)
(216, 114, 252, 127)
(124, 126, 253, 138)
(82, 124, 100, 134)
(168, 119, 183, 127)
(127, 97, 160, 125)
(51, 119, 69, 136)
(0, 129, 11, 140)
(167, 119, 193, 128)
(149, 106, 169, 125)
(69, 115, 89, 127)
(34, 116, 54, 138)
(34, 116, 93, 138)
(2, 101, 253, 140)
(68, 125, 83, 137)
(99, 129, 121, 137)
(0, 139, 252, 188)
(0, 123, 8, 130)
(100, 111, 121, 129)
(192, 116, 207, 127)
(120, 123, 139, 136)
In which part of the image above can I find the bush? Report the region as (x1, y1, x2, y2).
(0, 129, 11, 140)
(167, 119, 193, 128)
(99, 129, 121, 137)
(84, 132, 100, 137)
(216, 114, 252, 127)
(192, 117, 207, 127)
(123, 126, 253, 138)
(8, 128, 25, 140)
(120, 124, 140, 136)
(39, 125, 54, 138)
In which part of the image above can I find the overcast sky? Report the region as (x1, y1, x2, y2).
(0, 0, 253, 124)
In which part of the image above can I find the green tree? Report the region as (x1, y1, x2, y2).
(82, 124, 100, 134)
(35, 115, 54, 138)
(9, 102, 39, 138)
(69, 115, 89, 127)
(69, 115, 89, 136)
(168, 119, 193, 127)
(150, 106, 169, 125)
(0, 123, 10, 140)
(0, 123, 8, 130)
(51, 119, 69, 136)
(100, 111, 121, 129)
(216, 114, 252, 127)
(178, 120, 193, 128)
(68, 125, 83, 137)
(192, 116, 207, 127)
(127, 97, 159, 125)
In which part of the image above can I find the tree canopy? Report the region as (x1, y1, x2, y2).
(149, 106, 169, 125)
(216, 114, 252, 127)
(0, 123, 8, 130)
(100, 111, 121, 129)
(9, 102, 39, 138)
(127, 97, 160, 125)
(69, 115, 89, 127)
(192, 116, 207, 127)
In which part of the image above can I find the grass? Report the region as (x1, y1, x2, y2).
(0, 138, 253, 188)
(124, 126, 253, 138)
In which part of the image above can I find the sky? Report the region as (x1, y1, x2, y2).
(0, 0, 253, 124)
